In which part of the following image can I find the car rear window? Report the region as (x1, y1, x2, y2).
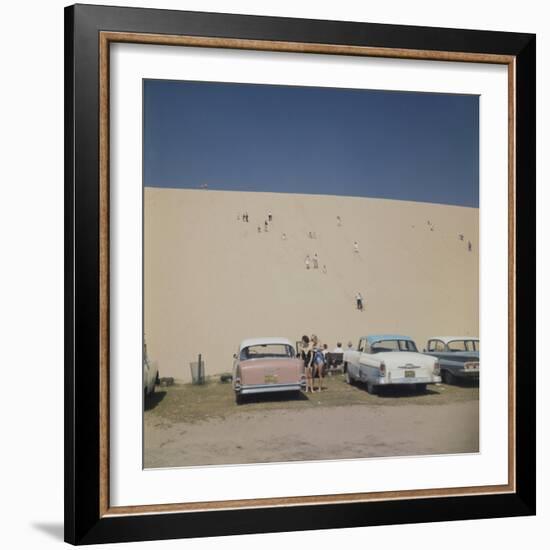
(371, 340, 418, 353)
(448, 340, 468, 351)
(241, 344, 295, 360)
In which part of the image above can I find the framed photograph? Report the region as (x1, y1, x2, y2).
(64, 4, 535, 545)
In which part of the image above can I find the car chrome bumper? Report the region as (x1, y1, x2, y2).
(378, 376, 441, 385)
(239, 383, 305, 395)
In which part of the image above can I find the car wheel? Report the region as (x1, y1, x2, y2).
(442, 370, 454, 385)
(366, 381, 377, 395)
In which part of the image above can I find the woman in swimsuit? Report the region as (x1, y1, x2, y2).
(299, 335, 314, 393)
(310, 334, 325, 392)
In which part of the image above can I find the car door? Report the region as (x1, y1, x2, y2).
(427, 339, 445, 358)
(350, 338, 366, 380)
(446, 340, 477, 364)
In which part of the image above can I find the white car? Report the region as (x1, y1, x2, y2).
(143, 349, 159, 401)
(343, 334, 441, 394)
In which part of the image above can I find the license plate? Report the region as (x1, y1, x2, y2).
(404, 370, 415, 378)
(264, 374, 277, 384)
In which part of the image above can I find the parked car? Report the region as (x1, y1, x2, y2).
(232, 337, 306, 404)
(143, 354, 159, 401)
(343, 334, 441, 394)
(423, 336, 479, 384)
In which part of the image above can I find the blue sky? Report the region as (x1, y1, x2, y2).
(144, 80, 479, 207)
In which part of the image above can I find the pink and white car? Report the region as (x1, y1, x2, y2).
(232, 337, 306, 404)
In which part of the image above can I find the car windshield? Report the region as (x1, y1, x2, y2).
(371, 339, 418, 353)
(240, 344, 295, 360)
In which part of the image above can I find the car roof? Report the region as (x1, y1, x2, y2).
(239, 337, 293, 350)
(427, 336, 479, 344)
(361, 334, 414, 345)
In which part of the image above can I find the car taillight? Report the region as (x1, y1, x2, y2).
(379, 362, 386, 377)
(433, 361, 440, 375)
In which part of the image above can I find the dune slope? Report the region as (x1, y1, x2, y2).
(144, 188, 478, 381)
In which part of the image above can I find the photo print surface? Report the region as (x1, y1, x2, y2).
(143, 79, 479, 469)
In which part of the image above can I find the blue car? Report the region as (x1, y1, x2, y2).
(423, 336, 479, 384)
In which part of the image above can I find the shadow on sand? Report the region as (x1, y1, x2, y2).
(445, 378, 479, 389)
(374, 385, 440, 398)
(238, 390, 310, 405)
(144, 390, 167, 411)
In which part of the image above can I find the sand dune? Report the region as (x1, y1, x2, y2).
(144, 188, 478, 381)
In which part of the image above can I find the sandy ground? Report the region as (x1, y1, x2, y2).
(144, 381, 478, 468)
(144, 188, 478, 382)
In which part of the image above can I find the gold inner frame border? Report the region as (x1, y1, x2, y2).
(98, 31, 516, 518)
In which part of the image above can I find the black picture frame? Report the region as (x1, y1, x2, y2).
(65, 3, 535, 545)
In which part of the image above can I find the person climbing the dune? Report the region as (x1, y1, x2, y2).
(356, 292, 363, 311)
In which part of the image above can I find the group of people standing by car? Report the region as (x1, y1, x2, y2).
(299, 335, 324, 393)
(299, 335, 344, 393)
